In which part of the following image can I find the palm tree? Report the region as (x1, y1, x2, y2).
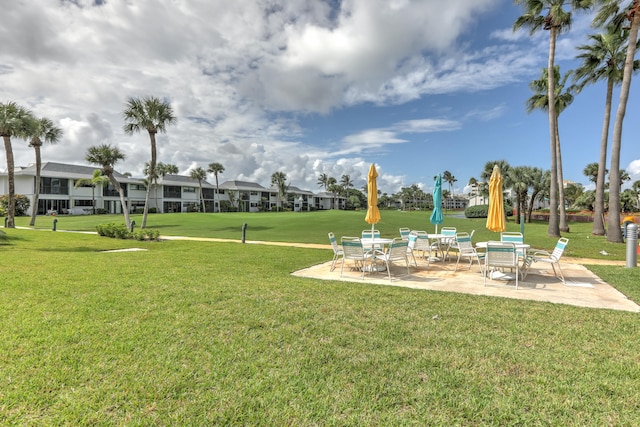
(574, 25, 639, 235)
(594, 0, 640, 242)
(74, 169, 109, 214)
(123, 96, 177, 228)
(514, 0, 593, 237)
(0, 102, 35, 228)
(526, 65, 575, 232)
(189, 167, 207, 212)
(317, 173, 329, 192)
(271, 171, 288, 211)
(340, 174, 353, 191)
(583, 162, 603, 183)
(26, 116, 63, 226)
(327, 176, 337, 209)
(527, 167, 548, 221)
(207, 162, 225, 213)
(85, 144, 131, 229)
(509, 166, 533, 224)
(632, 179, 640, 209)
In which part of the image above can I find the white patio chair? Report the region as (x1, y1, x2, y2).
(522, 237, 569, 283)
(328, 232, 344, 272)
(453, 232, 484, 272)
(361, 229, 382, 251)
(406, 232, 418, 267)
(340, 237, 372, 279)
(412, 230, 433, 267)
(483, 241, 519, 289)
(501, 231, 525, 260)
(440, 227, 457, 260)
(399, 227, 411, 241)
(380, 238, 411, 281)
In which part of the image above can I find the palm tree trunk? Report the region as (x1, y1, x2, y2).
(607, 6, 640, 243)
(3, 135, 16, 228)
(29, 145, 42, 226)
(547, 27, 560, 237)
(556, 125, 569, 232)
(593, 78, 614, 236)
(141, 132, 157, 228)
(109, 175, 131, 229)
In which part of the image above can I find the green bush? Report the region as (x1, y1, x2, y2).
(465, 203, 514, 218)
(465, 205, 488, 218)
(96, 223, 161, 241)
(0, 194, 31, 216)
(96, 208, 107, 215)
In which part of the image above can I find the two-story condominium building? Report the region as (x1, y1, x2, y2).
(2, 162, 348, 215)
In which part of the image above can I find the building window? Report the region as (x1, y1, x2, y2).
(73, 199, 93, 207)
(183, 187, 196, 193)
(202, 188, 214, 199)
(40, 177, 69, 195)
(103, 183, 127, 197)
(164, 185, 181, 198)
(130, 184, 146, 191)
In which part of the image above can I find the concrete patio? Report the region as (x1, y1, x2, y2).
(292, 256, 640, 313)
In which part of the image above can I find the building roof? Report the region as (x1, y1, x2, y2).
(160, 174, 214, 188)
(13, 162, 140, 183)
(219, 180, 269, 191)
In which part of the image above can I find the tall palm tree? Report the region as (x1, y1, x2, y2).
(574, 24, 639, 235)
(123, 96, 177, 228)
(327, 176, 337, 209)
(317, 173, 329, 192)
(189, 167, 207, 212)
(27, 117, 63, 226)
(526, 65, 575, 232)
(514, 0, 594, 237)
(207, 162, 225, 213)
(85, 144, 131, 229)
(0, 101, 34, 228)
(340, 174, 353, 191)
(74, 169, 109, 214)
(509, 166, 533, 223)
(594, 0, 640, 242)
(271, 171, 288, 211)
(583, 162, 603, 183)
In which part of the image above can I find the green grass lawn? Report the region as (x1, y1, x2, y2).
(1, 226, 639, 425)
(14, 209, 636, 260)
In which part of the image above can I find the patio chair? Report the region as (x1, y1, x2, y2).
(362, 229, 382, 251)
(412, 230, 433, 266)
(328, 232, 344, 272)
(399, 227, 411, 241)
(501, 231, 525, 260)
(380, 238, 411, 281)
(440, 227, 457, 260)
(453, 232, 484, 272)
(340, 237, 372, 279)
(522, 237, 569, 283)
(483, 241, 519, 289)
(406, 232, 419, 267)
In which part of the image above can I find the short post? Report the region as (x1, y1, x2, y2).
(52, 218, 58, 231)
(625, 223, 638, 268)
(130, 220, 136, 233)
(4, 217, 7, 228)
(242, 222, 247, 243)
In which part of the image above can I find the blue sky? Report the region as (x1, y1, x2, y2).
(1, 0, 639, 196)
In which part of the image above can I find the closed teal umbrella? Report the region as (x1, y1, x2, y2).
(430, 174, 443, 233)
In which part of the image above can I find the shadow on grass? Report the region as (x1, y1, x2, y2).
(36, 246, 114, 253)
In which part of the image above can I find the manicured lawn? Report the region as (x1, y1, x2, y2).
(1, 228, 639, 425)
(14, 209, 635, 260)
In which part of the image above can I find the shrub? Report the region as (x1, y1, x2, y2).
(96, 223, 161, 241)
(96, 208, 107, 215)
(465, 203, 514, 218)
(0, 194, 31, 216)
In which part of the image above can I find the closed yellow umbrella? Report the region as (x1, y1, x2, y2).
(486, 165, 505, 232)
(365, 164, 380, 231)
